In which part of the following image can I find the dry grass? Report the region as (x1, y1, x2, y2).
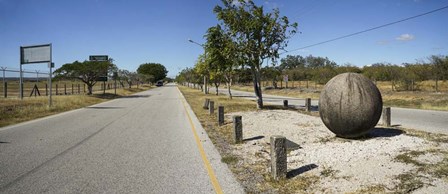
(0, 85, 152, 127)
(231, 80, 448, 111)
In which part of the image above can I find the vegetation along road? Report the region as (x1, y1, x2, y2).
(217, 88, 448, 135)
(0, 84, 243, 193)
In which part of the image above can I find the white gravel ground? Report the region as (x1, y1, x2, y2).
(227, 110, 448, 193)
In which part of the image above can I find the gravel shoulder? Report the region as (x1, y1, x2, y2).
(225, 109, 448, 193)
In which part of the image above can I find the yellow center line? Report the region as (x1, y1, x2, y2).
(177, 88, 224, 194)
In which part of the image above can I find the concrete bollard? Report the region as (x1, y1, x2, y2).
(283, 100, 288, 108)
(306, 98, 311, 112)
(218, 106, 224, 126)
(209, 101, 215, 115)
(233, 115, 243, 144)
(382, 107, 391, 127)
(203, 99, 210, 109)
(270, 135, 287, 180)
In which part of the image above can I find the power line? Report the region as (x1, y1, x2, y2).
(282, 5, 448, 55)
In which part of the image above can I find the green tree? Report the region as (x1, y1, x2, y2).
(204, 24, 240, 97)
(54, 60, 113, 95)
(214, 0, 298, 108)
(137, 63, 168, 83)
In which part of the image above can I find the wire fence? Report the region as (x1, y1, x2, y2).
(1, 67, 130, 98)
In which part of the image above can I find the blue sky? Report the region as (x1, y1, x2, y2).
(0, 0, 447, 77)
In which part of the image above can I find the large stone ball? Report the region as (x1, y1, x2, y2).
(319, 73, 383, 138)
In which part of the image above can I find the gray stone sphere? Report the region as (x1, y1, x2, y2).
(319, 73, 383, 138)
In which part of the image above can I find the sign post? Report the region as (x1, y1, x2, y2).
(89, 55, 109, 95)
(20, 44, 52, 105)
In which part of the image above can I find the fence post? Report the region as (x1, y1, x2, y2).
(382, 107, 391, 127)
(84, 84, 86, 93)
(218, 106, 224, 126)
(45, 84, 48, 96)
(209, 101, 215, 115)
(3, 82, 7, 98)
(283, 100, 288, 108)
(233, 115, 243, 144)
(78, 84, 80, 94)
(270, 135, 287, 180)
(64, 84, 67, 95)
(71, 84, 74, 95)
(306, 98, 311, 112)
(56, 84, 59, 95)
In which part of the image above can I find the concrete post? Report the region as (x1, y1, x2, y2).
(382, 107, 391, 127)
(233, 115, 243, 144)
(306, 98, 311, 112)
(203, 98, 210, 109)
(283, 100, 288, 108)
(270, 135, 287, 180)
(218, 106, 224, 126)
(209, 101, 215, 115)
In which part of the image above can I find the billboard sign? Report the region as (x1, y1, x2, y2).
(20, 44, 52, 64)
(89, 55, 108, 61)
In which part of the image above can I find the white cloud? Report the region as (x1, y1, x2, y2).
(396, 34, 415, 41)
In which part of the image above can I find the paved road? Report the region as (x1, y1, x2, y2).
(217, 88, 448, 135)
(0, 84, 243, 193)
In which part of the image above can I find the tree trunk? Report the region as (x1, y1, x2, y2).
(87, 85, 93, 95)
(252, 66, 263, 109)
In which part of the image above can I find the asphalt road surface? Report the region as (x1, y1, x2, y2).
(0, 84, 244, 194)
(217, 88, 448, 135)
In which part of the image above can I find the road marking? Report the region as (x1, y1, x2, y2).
(177, 88, 224, 194)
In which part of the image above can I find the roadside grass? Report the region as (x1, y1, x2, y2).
(0, 85, 152, 127)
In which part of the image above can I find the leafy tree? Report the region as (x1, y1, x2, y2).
(428, 55, 448, 92)
(204, 24, 240, 97)
(137, 63, 168, 83)
(280, 55, 306, 70)
(214, 0, 298, 108)
(54, 60, 113, 95)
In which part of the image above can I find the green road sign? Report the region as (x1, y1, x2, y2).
(89, 55, 108, 61)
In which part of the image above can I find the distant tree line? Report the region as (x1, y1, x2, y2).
(54, 60, 168, 95)
(176, 54, 448, 92)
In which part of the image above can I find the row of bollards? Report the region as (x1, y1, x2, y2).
(204, 98, 287, 180)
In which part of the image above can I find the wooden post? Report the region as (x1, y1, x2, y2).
(45, 83, 48, 96)
(233, 115, 243, 144)
(71, 84, 74, 95)
(271, 135, 287, 180)
(84, 84, 86, 93)
(3, 82, 7, 98)
(78, 84, 80, 94)
(56, 84, 58, 95)
(218, 106, 224, 126)
(209, 101, 215, 115)
(283, 100, 288, 108)
(382, 107, 391, 127)
(306, 98, 311, 112)
(64, 84, 67, 95)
